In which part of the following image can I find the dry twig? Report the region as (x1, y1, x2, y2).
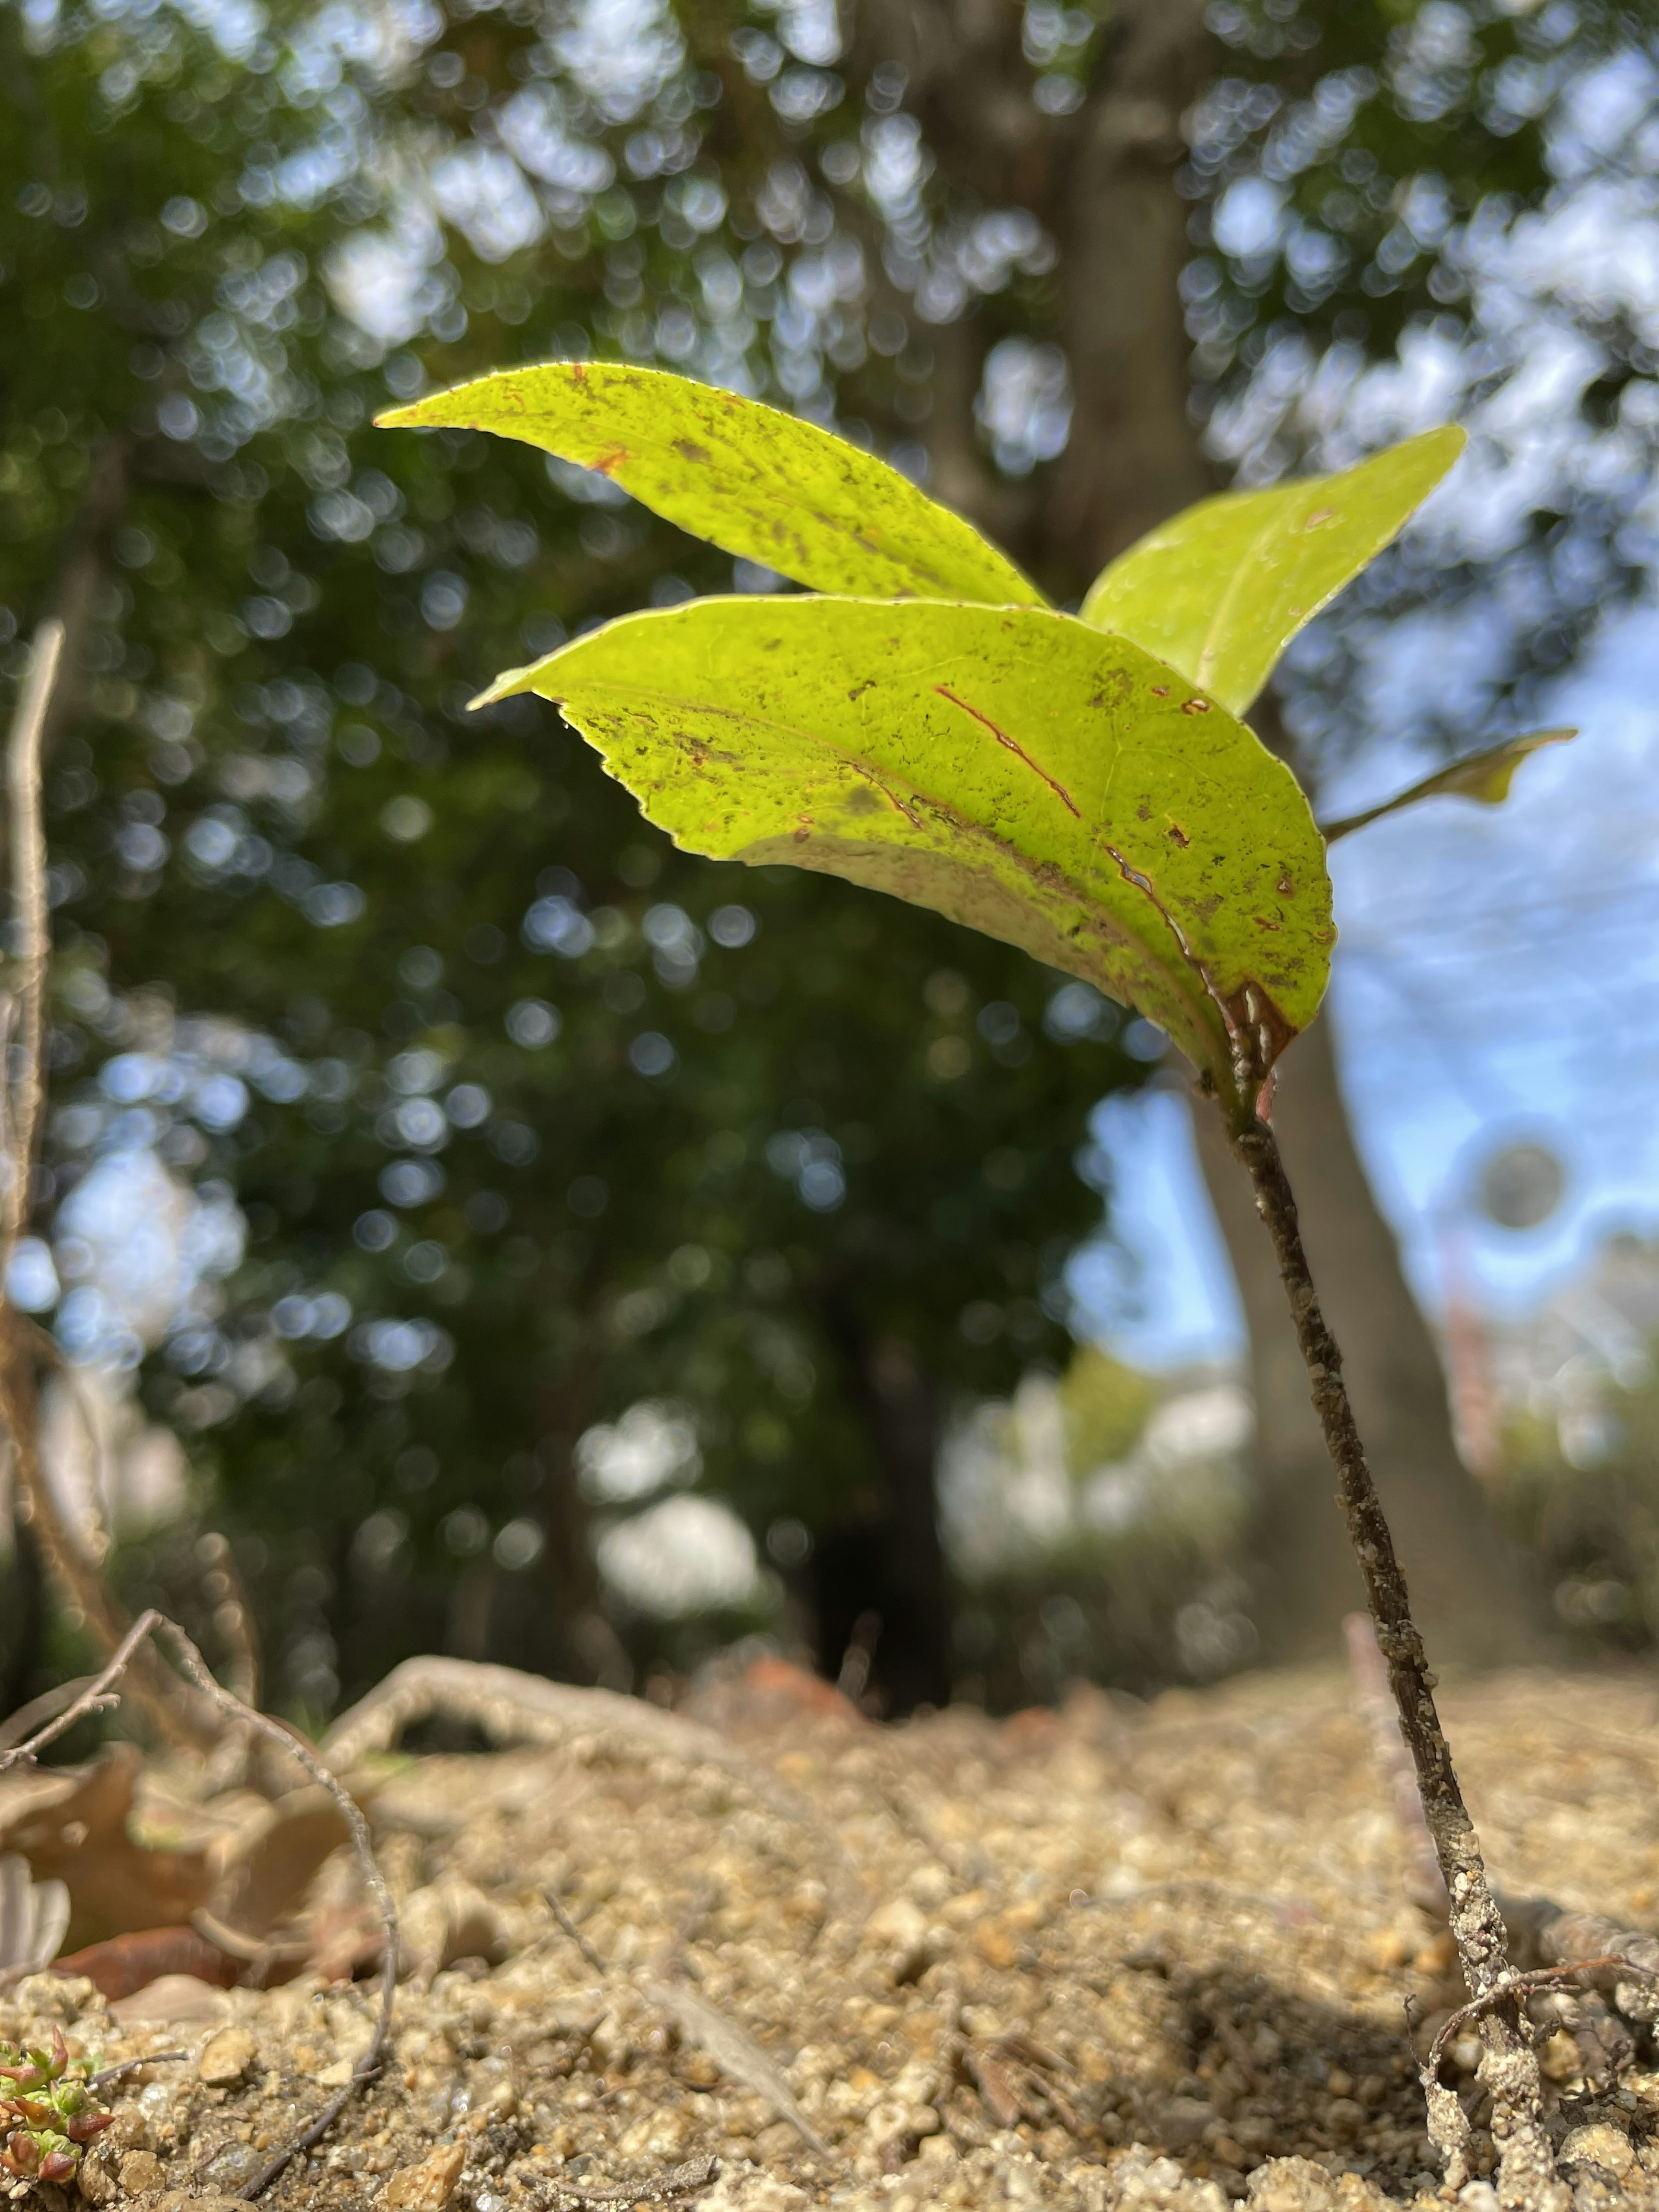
(323, 1656, 860, 1926)
(0, 1676, 95, 1755)
(1425, 1955, 1659, 2082)
(0, 633, 216, 1752)
(540, 2152, 718, 2204)
(544, 1886, 607, 1977)
(0, 1610, 164, 1773)
(0, 1609, 398, 2201)
(0, 619, 58, 1271)
(645, 1980, 830, 2159)
(86, 2052, 188, 2092)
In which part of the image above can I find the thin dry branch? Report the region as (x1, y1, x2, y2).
(0, 1674, 97, 1754)
(645, 1980, 830, 2159)
(1425, 1956, 1659, 2084)
(323, 1656, 861, 1927)
(544, 1886, 607, 1977)
(0, 633, 217, 1751)
(0, 1608, 162, 1772)
(0, 620, 59, 1270)
(86, 2052, 188, 2093)
(0, 1610, 398, 2202)
(540, 2153, 718, 2204)
(531, 1882, 830, 2162)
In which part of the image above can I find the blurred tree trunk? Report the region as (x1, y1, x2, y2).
(1188, 1022, 1539, 1662)
(0, 1517, 45, 1722)
(814, 1314, 955, 1712)
(890, 0, 1541, 1664)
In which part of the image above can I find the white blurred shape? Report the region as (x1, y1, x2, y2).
(1212, 176, 1285, 259)
(597, 1494, 760, 1615)
(553, 0, 684, 124)
(430, 145, 545, 263)
(576, 1400, 700, 1502)
(6, 1238, 59, 1313)
(975, 337, 1072, 477)
(1142, 1385, 1253, 1466)
(7, 1367, 190, 1548)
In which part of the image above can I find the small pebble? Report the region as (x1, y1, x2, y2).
(119, 2148, 166, 2195)
(381, 2138, 469, 2210)
(197, 2025, 259, 2087)
(1559, 2120, 1635, 2178)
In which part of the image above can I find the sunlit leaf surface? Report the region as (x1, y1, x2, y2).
(479, 596, 1335, 1093)
(381, 362, 1042, 607)
(1081, 427, 1466, 715)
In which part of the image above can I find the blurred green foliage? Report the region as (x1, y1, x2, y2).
(4, 0, 1658, 1717)
(1058, 1349, 1159, 1477)
(0, 0, 1143, 1715)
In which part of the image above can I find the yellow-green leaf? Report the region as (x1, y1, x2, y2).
(379, 361, 1042, 607)
(1080, 426, 1467, 715)
(476, 597, 1335, 1098)
(1320, 728, 1576, 841)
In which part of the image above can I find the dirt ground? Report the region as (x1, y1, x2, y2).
(13, 1657, 1659, 2212)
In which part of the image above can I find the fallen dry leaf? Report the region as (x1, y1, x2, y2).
(54, 1923, 240, 2000)
(0, 1747, 213, 1948)
(0, 1849, 67, 1978)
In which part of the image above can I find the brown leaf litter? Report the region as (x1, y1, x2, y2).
(4, 1659, 1659, 2209)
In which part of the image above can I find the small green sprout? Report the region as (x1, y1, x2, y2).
(0, 2028, 114, 2188)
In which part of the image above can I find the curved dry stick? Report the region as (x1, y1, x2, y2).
(1425, 1956, 1659, 2084)
(0, 1611, 398, 2202)
(150, 1621, 397, 2202)
(87, 2051, 188, 2093)
(542, 2154, 718, 2205)
(0, 1609, 159, 1772)
(324, 1656, 862, 1930)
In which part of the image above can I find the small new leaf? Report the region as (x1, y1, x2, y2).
(379, 362, 1042, 607)
(1081, 426, 1466, 715)
(1320, 728, 1576, 842)
(475, 597, 1335, 1097)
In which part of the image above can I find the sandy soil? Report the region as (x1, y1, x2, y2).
(14, 1659, 1659, 2212)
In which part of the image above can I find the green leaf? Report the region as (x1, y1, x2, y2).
(1320, 728, 1576, 841)
(477, 597, 1335, 1097)
(378, 362, 1042, 607)
(1079, 426, 1467, 716)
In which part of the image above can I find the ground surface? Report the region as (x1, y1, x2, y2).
(13, 1659, 1659, 2212)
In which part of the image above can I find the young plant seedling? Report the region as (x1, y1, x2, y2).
(0, 2029, 113, 2189)
(381, 366, 1573, 2202)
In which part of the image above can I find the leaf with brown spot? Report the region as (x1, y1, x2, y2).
(380, 362, 1040, 606)
(475, 596, 1334, 1100)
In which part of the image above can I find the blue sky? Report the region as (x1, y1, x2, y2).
(1071, 598, 1659, 1370)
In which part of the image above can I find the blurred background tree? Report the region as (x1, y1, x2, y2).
(3, 0, 1659, 1717)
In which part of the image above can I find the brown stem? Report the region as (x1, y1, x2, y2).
(0, 629, 216, 1750)
(1225, 1101, 1561, 2208)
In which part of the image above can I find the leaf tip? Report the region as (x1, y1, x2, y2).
(469, 665, 537, 710)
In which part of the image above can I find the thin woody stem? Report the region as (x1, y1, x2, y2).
(0, 629, 217, 1750)
(1225, 1103, 1560, 2208)
(0, 620, 59, 1268)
